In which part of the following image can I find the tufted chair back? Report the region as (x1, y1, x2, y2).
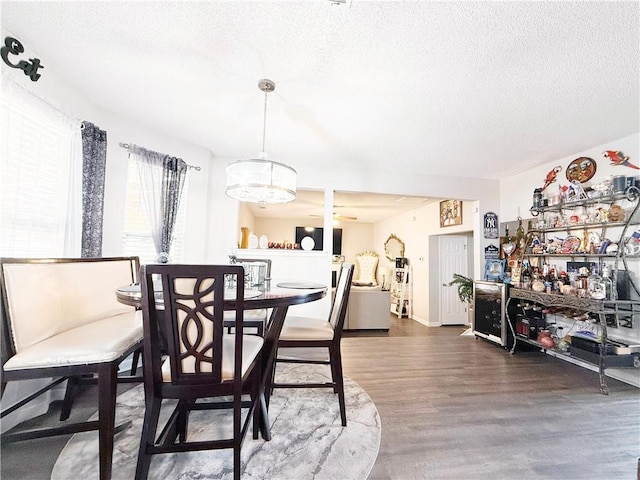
(353, 251, 379, 286)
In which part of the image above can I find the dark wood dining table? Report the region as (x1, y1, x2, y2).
(115, 280, 327, 441)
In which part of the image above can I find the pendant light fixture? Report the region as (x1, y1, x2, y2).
(225, 79, 297, 204)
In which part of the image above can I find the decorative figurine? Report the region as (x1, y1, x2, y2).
(567, 180, 588, 201)
(608, 205, 626, 222)
(603, 150, 639, 170)
(541, 166, 562, 191)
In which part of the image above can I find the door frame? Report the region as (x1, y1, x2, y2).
(427, 232, 474, 327)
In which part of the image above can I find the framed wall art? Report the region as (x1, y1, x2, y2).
(440, 200, 462, 227)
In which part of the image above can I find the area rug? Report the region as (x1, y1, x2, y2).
(52, 363, 381, 480)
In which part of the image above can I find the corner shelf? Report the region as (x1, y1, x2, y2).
(390, 266, 411, 318)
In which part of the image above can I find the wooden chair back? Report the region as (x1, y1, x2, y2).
(329, 263, 355, 335)
(140, 264, 246, 388)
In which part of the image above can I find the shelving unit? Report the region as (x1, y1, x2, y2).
(507, 186, 640, 394)
(507, 289, 640, 394)
(390, 266, 411, 318)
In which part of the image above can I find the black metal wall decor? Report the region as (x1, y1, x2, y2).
(1, 37, 43, 81)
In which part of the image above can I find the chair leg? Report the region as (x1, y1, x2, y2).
(257, 319, 264, 337)
(59, 376, 80, 421)
(97, 363, 119, 480)
(269, 354, 277, 396)
(331, 346, 347, 427)
(329, 346, 339, 394)
(130, 349, 141, 376)
(252, 367, 261, 440)
(177, 400, 189, 443)
(258, 391, 271, 441)
(135, 395, 163, 480)
(234, 443, 241, 480)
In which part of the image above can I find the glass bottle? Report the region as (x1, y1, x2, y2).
(577, 267, 590, 297)
(533, 188, 543, 210)
(515, 217, 525, 250)
(550, 265, 559, 292)
(543, 264, 553, 293)
(601, 264, 613, 301)
(521, 265, 531, 289)
(588, 266, 606, 300)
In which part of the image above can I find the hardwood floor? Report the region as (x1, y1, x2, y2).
(343, 318, 640, 480)
(2, 317, 639, 479)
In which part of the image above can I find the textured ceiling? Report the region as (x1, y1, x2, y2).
(2, 1, 639, 185)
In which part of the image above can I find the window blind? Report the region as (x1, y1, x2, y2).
(0, 76, 82, 257)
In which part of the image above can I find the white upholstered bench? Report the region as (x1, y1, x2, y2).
(0, 256, 143, 480)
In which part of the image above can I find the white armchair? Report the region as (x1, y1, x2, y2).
(352, 251, 379, 287)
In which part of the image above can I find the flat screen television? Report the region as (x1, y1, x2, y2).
(295, 227, 342, 254)
(332, 228, 342, 255)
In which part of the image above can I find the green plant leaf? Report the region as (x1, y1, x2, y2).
(448, 273, 473, 303)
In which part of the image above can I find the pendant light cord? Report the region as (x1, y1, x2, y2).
(262, 90, 268, 154)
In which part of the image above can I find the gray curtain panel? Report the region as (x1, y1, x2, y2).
(127, 144, 187, 263)
(80, 121, 107, 258)
(159, 156, 187, 262)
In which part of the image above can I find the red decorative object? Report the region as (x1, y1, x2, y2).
(541, 166, 562, 191)
(603, 150, 639, 170)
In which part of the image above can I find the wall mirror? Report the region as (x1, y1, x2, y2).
(384, 234, 405, 261)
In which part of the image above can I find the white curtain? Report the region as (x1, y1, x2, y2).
(0, 72, 83, 257)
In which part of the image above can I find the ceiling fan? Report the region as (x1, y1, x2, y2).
(310, 212, 358, 221)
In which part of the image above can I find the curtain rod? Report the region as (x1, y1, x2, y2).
(119, 142, 201, 171)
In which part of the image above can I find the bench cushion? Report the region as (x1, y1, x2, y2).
(3, 310, 143, 370)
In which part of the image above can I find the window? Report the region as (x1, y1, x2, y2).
(121, 158, 188, 264)
(0, 77, 82, 257)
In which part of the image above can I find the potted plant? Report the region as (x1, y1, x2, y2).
(448, 273, 473, 304)
(448, 273, 474, 333)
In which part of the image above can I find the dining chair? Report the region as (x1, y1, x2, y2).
(135, 264, 264, 480)
(271, 262, 354, 426)
(0, 256, 143, 480)
(224, 258, 272, 336)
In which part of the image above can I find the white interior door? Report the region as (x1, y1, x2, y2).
(439, 235, 469, 325)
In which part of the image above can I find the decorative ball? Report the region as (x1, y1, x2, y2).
(539, 336, 555, 349)
(532, 280, 545, 292)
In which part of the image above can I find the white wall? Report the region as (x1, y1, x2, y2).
(373, 199, 477, 325)
(499, 133, 639, 222)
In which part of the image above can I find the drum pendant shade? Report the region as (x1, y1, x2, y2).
(225, 79, 297, 204)
(225, 158, 297, 204)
